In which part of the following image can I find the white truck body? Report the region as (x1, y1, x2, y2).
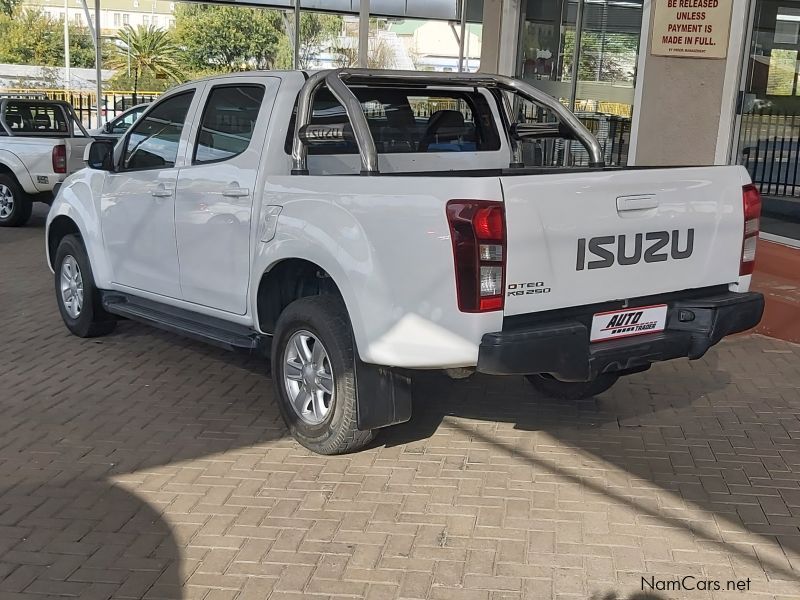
(0, 135, 90, 195)
(45, 69, 765, 453)
(0, 98, 92, 226)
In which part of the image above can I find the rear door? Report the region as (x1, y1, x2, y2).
(175, 76, 276, 314)
(500, 166, 748, 316)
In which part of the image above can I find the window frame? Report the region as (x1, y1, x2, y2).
(191, 83, 266, 166)
(119, 89, 196, 173)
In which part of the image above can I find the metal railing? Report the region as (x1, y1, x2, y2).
(738, 110, 800, 197)
(0, 89, 161, 129)
(291, 69, 606, 175)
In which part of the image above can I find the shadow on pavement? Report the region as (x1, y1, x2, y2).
(0, 479, 181, 599)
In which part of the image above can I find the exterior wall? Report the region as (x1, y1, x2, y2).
(479, 0, 520, 75)
(482, 0, 752, 168)
(629, 0, 750, 166)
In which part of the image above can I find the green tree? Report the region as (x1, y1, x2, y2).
(108, 25, 184, 101)
(0, 8, 104, 70)
(0, 0, 20, 16)
(562, 30, 639, 84)
(295, 13, 342, 69)
(173, 5, 286, 72)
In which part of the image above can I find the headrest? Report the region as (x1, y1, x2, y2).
(427, 110, 465, 131)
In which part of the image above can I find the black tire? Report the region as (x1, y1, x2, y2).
(0, 173, 32, 227)
(525, 373, 619, 400)
(54, 234, 116, 338)
(271, 295, 374, 455)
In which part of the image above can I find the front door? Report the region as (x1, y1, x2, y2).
(101, 89, 198, 298)
(175, 78, 275, 313)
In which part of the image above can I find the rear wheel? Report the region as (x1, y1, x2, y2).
(54, 234, 116, 338)
(271, 295, 374, 455)
(526, 373, 619, 400)
(0, 174, 32, 227)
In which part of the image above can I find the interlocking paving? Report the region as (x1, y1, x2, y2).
(1, 207, 800, 599)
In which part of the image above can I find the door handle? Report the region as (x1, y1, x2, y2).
(617, 194, 658, 212)
(222, 187, 250, 198)
(151, 185, 173, 198)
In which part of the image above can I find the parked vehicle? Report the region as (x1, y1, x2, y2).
(46, 69, 765, 454)
(88, 103, 149, 140)
(0, 98, 92, 226)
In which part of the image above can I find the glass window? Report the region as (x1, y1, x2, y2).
(518, 0, 642, 166)
(4, 102, 69, 134)
(736, 0, 800, 243)
(123, 91, 193, 170)
(113, 12, 120, 26)
(122, 13, 129, 24)
(193, 85, 265, 164)
(111, 105, 146, 134)
(286, 86, 501, 155)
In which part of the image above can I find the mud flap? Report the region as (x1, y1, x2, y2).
(354, 359, 413, 430)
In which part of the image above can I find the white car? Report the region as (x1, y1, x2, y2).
(0, 98, 92, 226)
(45, 69, 765, 454)
(87, 103, 150, 140)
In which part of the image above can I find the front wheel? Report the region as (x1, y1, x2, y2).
(525, 373, 619, 400)
(271, 295, 374, 455)
(54, 234, 116, 338)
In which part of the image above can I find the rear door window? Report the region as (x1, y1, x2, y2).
(193, 85, 265, 164)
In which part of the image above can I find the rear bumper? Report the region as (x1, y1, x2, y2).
(477, 291, 764, 381)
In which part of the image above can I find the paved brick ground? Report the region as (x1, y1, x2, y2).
(2, 207, 800, 600)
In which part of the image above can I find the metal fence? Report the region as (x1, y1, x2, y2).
(0, 89, 161, 129)
(738, 110, 800, 197)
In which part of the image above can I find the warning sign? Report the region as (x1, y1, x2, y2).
(651, 0, 733, 59)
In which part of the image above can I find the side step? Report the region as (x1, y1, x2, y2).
(101, 292, 265, 352)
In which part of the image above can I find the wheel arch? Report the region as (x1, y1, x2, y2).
(47, 215, 82, 270)
(45, 171, 112, 285)
(0, 151, 37, 194)
(255, 258, 346, 335)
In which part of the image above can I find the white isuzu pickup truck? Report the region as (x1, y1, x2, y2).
(0, 98, 92, 226)
(45, 69, 765, 454)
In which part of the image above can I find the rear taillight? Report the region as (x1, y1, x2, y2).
(52, 145, 67, 174)
(446, 200, 506, 312)
(740, 184, 762, 276)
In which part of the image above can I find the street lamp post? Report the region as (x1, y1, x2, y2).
(64, 0, 71, 91)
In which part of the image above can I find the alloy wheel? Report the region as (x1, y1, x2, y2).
(60, 255, 84, 319)
(0, 184, 14, 219)
(283, 330, 335, 425)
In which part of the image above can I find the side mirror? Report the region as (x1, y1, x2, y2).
(84, 140, 115, 171)
(103, 121, 113, 133)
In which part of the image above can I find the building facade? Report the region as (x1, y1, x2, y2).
(481, 0, 799, 244)
(28, 0, 175, 33)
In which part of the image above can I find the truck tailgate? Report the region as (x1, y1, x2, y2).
(501, 165, 749, 316)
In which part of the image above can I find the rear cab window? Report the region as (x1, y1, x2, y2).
(285, 86, 502, 156)
(3, 101, 70, 135)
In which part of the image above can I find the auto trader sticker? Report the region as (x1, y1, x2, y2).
(590, 304, 668, 342)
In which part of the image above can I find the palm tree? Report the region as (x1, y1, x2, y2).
(109, 25, 183, 101)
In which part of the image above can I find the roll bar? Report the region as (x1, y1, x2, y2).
(291, 69, 605, 175)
